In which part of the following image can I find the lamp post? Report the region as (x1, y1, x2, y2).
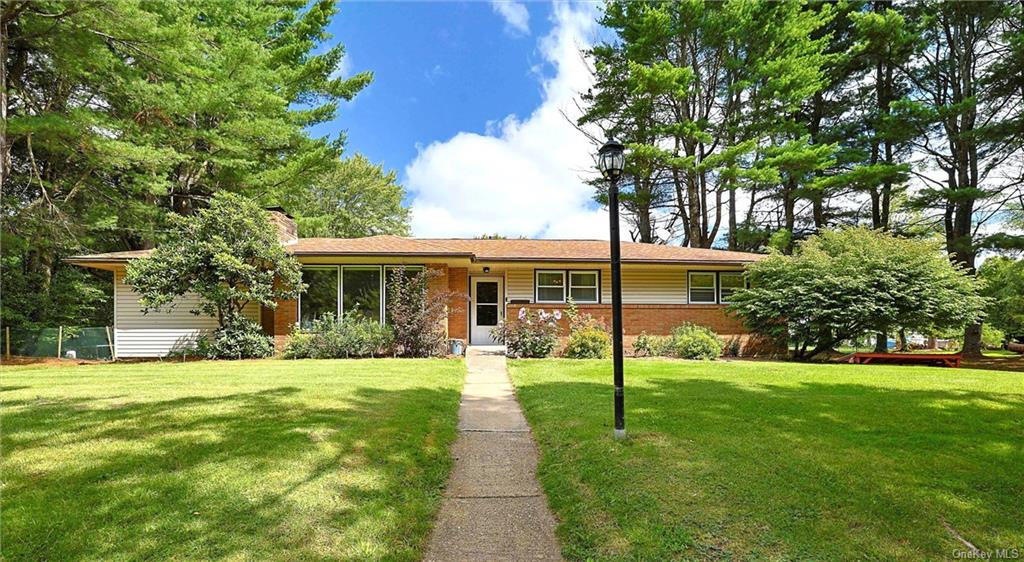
(598, 138, 626, 440)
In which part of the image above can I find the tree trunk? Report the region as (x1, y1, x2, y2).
(874, 331, 888, 353)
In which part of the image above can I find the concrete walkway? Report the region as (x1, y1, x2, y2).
(424, 346, 562, 561)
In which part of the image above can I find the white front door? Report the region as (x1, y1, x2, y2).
(470, 277, 503, 345)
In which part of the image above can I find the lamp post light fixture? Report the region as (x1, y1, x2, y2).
(598, 137, 626, 440)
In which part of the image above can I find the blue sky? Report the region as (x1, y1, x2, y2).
(315, 2, 548, 171)
(310, 1, 614, 239)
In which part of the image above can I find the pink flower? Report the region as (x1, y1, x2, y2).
(518, 307, 527, 321)
(553, 310, 562, 320)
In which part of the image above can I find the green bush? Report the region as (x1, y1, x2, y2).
(667, 323, 722, 360)
(564, 327, 611, 359)
(284, 312, 394, 359)
(281, 332, 315, 359)
(633, 332, 668, 357)
(982, 324, 1006, 349)
(198, 314, 274, 359)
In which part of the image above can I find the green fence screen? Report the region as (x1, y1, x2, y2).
(7, 327, 114, 360)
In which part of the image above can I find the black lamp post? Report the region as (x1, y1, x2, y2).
(598, 138, 626, 440)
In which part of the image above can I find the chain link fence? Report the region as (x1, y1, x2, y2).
(5, 326, 114, 360)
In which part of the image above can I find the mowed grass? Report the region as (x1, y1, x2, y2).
(1, 359, 464, 561)
(510, 359, 1024, 561)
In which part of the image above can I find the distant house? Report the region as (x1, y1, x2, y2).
(67, 210, 764, 358)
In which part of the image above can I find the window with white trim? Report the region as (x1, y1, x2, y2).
(718, 272, 745, 303)
(299, 265, 426, 327)
(688, 272, 717, 304)
(536, 271, 566, 303)
(568, 271, 599, 303)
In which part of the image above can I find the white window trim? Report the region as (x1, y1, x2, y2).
(535, 270, 567, 303)
(688, 271, 718, 304)
(718, 272, 745, 304)
(567, 270, 600, 304)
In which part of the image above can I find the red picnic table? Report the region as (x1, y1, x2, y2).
(847, 352, 962, 368)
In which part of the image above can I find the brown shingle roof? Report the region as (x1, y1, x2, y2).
(289, 235, 472, 256)
(420, 238, 763, 263)
(67, 236, 764, 265)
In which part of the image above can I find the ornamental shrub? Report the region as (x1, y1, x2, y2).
(284, 312, 394, 359)
(633, 332, 669, 357)
(667, 323, 722, 360)
(198, 314, 275, 359)
(564, 327, 611, 359)
(492, 308, 561, 358)
(386, 266, 460, 357)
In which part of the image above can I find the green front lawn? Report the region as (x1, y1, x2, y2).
(510, 359, 1024, 561)
(1, 359, 464, 561)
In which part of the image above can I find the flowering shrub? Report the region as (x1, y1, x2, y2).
(492, 308, 561, 358)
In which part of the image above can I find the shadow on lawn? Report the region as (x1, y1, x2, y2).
(2, 383, 461, 562)
(519, 375, 1024, 560)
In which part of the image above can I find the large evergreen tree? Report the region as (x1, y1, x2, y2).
(1, 0, 370, 329)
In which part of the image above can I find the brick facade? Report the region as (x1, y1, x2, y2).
(267, 298, 297, 351)
(510, 303, 747, 335)
(447, 267, 469, 341)
(508, 302, 776, 356)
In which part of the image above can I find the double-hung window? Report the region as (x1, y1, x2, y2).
(568, 271, 599, 303)
(718, 272, 745, 303)
(536, 270, 600, 303)
(536, 271, 566, 303)
(688, 272, 717, 304)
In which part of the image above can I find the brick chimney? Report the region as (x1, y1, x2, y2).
(265, 207, 298, 244)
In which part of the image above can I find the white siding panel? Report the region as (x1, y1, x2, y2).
(114, 270, 259, 358)
(506, 269, 534, 302)
(621, 268, 687, 304)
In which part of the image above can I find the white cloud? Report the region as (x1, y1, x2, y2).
(491, 0, 531, 36)
(407, 3, 611, 239)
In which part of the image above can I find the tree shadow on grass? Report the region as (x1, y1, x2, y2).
(517, 375, 1024, 561)
(2, 383, 461, 562)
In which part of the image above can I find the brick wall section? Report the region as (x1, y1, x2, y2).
(270, 298, 297, 351)
(447, 267, 469, 341)
(510, 303, 747, 335)
(508, 303, 778, 357)
(425, 264, 453, 339)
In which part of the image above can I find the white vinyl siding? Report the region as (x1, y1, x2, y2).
(505, 265, 700, 305)
(620, 269, 687, 304)
(506, 269, 534, 302)
(114, 270, 259, 358)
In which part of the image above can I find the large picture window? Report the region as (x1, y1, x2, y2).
(536, 271, 566, 303)
(568, 271, 599, 303)
(300, 265, 423, 326)
(300, 268, 339, 327)
(718, 272, 745, 303)
(688, 272, 717, 304)
(343, 267, 382, 322)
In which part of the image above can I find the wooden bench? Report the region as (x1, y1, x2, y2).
(848, 352, 962, 368)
